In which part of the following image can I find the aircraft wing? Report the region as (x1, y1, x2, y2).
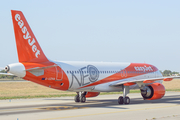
(110, 76, 180, 87)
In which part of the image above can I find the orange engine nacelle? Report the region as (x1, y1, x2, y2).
(85, 92, 100, 98)
(141, 83, 165, 100)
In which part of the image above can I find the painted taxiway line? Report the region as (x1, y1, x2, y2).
(39, 104, 180, 120)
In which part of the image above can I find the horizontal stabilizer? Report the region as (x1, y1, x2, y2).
(26, 65, 57, 71)
(26, 64, 57, 76)
(0, 67, 4, 70)
(0, 73, 14, 76)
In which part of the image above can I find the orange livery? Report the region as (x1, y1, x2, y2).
(2, 10, 180, 104)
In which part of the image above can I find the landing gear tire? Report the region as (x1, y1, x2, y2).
(80, 96, 86, 103)
(74, 95, 80, 102)
(118, 96, 130, 104)
(118, 96, 124, 104)
(124, 96, 130, 104)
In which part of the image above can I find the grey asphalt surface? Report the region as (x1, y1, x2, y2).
(0, 91, 180, 120)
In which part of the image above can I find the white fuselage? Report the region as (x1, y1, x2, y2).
(54, 61, 163, 92)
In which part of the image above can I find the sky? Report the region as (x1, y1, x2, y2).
(0, 0, 180, 72)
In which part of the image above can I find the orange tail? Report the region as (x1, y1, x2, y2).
(11, 10, 48, 63)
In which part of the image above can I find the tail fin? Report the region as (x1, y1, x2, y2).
(11, 10, 48, 63)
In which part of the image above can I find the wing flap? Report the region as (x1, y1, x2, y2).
(110, 76, 180, 87)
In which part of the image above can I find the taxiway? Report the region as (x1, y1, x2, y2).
(0, 91, 180, 120)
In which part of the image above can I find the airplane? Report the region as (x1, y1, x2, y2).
(1, 10, 180, 104)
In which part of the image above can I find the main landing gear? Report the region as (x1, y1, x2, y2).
(74, 92, 87, 103)
(118, 86, 130, 104)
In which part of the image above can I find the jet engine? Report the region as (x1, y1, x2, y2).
(141, 83, 165, 100)
(85, 92, 100, 98)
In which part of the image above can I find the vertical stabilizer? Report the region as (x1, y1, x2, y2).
(11, 10, 48, 63)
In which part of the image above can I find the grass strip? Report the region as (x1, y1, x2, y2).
(166, 89, 180, 91)
(0, 94, 76, 100)
(0, 90, 139, 100)
(1, 89, 179, 100)
(0, 89, 180, 100)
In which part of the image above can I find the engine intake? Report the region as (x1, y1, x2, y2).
(141, 83, 165, 100)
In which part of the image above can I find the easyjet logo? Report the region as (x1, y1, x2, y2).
(15, 14, 40, 58)
(134, 66, 153, 72)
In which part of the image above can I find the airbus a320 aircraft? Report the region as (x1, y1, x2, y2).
(1, 10, 180, 104)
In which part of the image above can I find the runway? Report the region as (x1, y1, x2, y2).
(0, 91, 180, 120)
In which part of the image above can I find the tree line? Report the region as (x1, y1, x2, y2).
(160, 70, 180, 76)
